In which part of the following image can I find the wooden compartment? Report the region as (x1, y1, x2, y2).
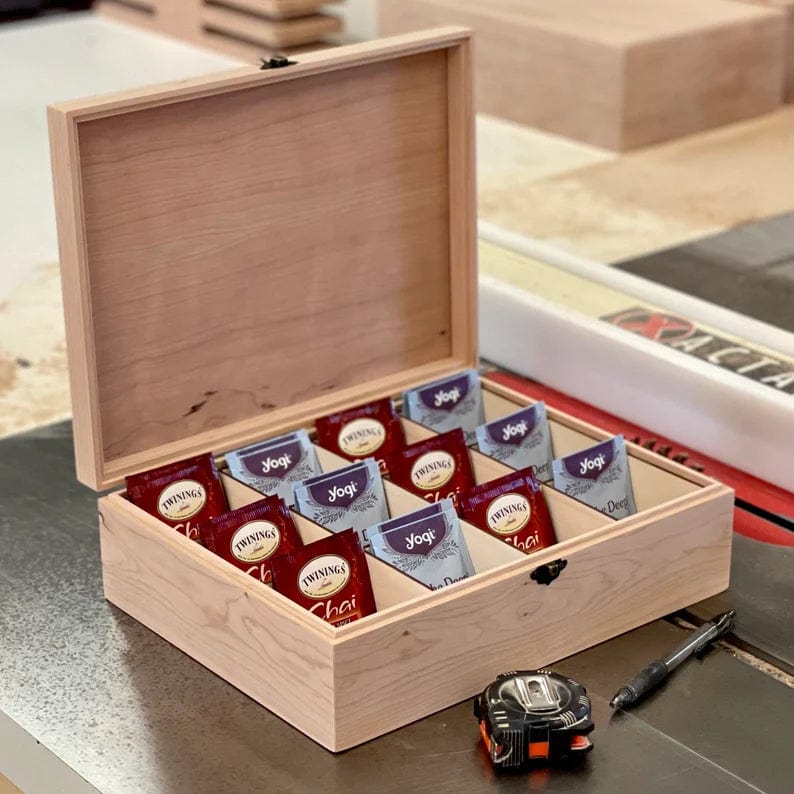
(49, 30, 733, 752)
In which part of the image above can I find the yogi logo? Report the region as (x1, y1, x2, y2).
(501, 420, 529, 442)
(419, 374, 470, 412)
(411, 451, 455, 490)
(564, 443, 614, 481)
(261, 453, 292, 476)
(579, 453, 606, 476)
(242, 439, 304, 479)
(231, 520, 280, 563)
(298, 555, 351, 599)
(486, 494, 531, 536)
(157, 480, 207, 521)
(328, 482, 358, 503)
(338, 418, 386, 456)
(308, 466, 370, 508)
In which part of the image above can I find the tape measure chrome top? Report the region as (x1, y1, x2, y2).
(474, 670, 594, 768)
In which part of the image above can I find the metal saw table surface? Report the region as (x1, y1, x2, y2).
(0, 421, 792, 794)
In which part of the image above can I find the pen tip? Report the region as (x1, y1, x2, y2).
(610, 688, 632, 711)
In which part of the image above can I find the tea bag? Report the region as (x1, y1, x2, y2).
(475, 403, 554, 482)
(458, 468, 556, 554)
(198, 495, 303, 585)
(385, 428, 475, 508)
(315, 397, 405, 474)
(368, 499, 475, 590)
(552, 435, 637, 519)
(402, 369, 484, 443)
(293, 458, 388, 550)
(271, 529, 377, 627)
(226, 429, 321, 505)
(126, 452, 229, 541)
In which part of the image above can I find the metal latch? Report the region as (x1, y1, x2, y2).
(530, 559, 567, 585)
(260, 55, 296, 70)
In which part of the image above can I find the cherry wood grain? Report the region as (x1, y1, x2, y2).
(49, 31, 477, 490)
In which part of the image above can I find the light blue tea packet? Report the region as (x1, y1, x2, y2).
(475, 403, 553, 481)
(225, 429, 321, 505)
(293, 458, 388, 550)
(402, 369, 484, 444)
(551, 435, 637, 519)
(367, 499, 475, 590)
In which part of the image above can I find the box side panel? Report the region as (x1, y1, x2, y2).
(332, 488, 733, 749)
(99, 496, 337, 750)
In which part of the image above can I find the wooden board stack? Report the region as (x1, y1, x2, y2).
(98, 0, 344, 62)
(380, 0, 786, 150)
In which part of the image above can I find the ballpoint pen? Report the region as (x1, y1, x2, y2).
(609, 610, 736, 711)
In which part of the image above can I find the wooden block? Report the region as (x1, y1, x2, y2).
(380, 0, 786, 150)
(202, 8, 342, 49)
(97, 0, 344, 62)
(739, 0, 794, 101)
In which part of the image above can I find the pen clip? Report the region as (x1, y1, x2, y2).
(695, 610, 736, 658)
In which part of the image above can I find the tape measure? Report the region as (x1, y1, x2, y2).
(474, 670, 594, 768)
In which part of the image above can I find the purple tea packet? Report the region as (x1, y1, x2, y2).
(225, 429, 321, 505)
(551, 435, 637, 519)
(367, 499, 475, 590)
(475, 403, 553, 481)
(293, 458, 388, 550)
(402, 369, 483, 444)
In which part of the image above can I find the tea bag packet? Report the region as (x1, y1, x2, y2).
(458, 468, 556, 554)
(402, 369, 484, 443)
(198, 496, 303, 585)
(126, 452, 229, 541)
(475, 403, 554, 482)
(368, 500, 475, 590)
(225, 429, 321, 505)
(386, 429, 475, 507)
(293, 458, 388, 550)
(552, 435, 637, 519)
(271, 529, 377, 627)
(315, 397, 405, 474)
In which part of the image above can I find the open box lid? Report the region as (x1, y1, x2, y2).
(48, 28, 476, 491)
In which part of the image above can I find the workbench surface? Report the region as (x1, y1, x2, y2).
(1, 422, 792, 794)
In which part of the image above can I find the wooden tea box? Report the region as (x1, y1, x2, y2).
(48, 29, 734, 752)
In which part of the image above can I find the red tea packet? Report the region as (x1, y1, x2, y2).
(198, 496, 303, 585)
(457, 468, 556, 554)
(315, 397, 405, 474)
(385, 429, 475, 507)
(271, 529, 376, 627)
(125, 452, 229, 541)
